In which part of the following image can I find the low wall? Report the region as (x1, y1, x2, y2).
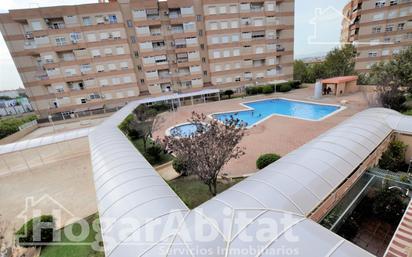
(309, 132, 395, 222)
(396, 133, 412, 162)
(0, 124, 39, 145)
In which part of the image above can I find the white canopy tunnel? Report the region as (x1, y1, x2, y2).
(0, 127, 93, 176)
(89, 93, 412, 257)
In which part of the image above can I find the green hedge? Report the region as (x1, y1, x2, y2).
(245, 80, 301, 96)
(0, 114, 37, 140)
(256, 153, 281, 169)
(16, 215, 55, 248)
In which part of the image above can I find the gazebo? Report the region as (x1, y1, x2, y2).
(321, 76, 359, 96)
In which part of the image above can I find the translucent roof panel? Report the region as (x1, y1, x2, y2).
(88, 102, 412, 257)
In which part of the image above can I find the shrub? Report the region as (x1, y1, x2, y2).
(290, 80, 302, 89)
(380, 91, 407, 112)
(146, 144, 163, 162)
(278, 83, 292, 92)
(0, 115, 37, 140)
(400, 174, 410, 183)
(118, 114, 134, 133)
(128, 128, 141, 140)
(15, 215, 55, 248)
(379, 140, 408, 172)
(256, 153, 281, 169)
(262, 85, 274, 94)
(172, 157, 188, 176)
(373, 189, 407, 224)
(223, 89, 235, 99)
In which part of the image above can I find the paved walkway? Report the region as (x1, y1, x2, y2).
(152, 86, 369, 176)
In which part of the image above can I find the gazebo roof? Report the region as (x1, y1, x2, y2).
(322, 76, 358, 84)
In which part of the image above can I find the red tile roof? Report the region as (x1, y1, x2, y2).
(322, 76, 358, 84)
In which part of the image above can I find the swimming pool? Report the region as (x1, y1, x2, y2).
(167, 123, 206, 137)
(212, 98, 342, 127)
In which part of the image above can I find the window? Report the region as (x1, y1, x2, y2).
(368, 51, 378, 57)
(134, 51, 139, 58)
(64, 68, 76, 76)
(208, 6, 216, 14)
(398, 23, 405, 30)
(373, 13, 384, 21)
(388, 10, 397, 19)
(385, 24, 394, 32)
(203, 70, 208, 75)
(96, 65, 105, 72)
(116, 47, 125, 55)
(222, 36, 229, 43)
(127, 20, 133, 27)
(99, 79, 108, 86)
(91, 49, 101, 57)
(210, 22, 218, 30)
(120, 62, 129, 69)
(390, 0, 398, 6)
(382, 49, 389, 56)
(375, 0, 385, 8)
(80, 64, 92, 73)
(213, 51, 221, 58)
(82, 17, 92, 26)
(196, 15, 202, 21)
(108, 15, 117, 24)
(86, 33, 96, 42)
(211, 36, 219, 44)
(123, 76, 132, 83)
(221, 21, 228, 29)
(112, 31, 121, 39)
(231, 21, 239, 28)
(112, 77, 121, 85)
(130, 36, 137, 44)
(140, 79, 145, 83)
(70, 32, 81, 43)
(223, 50, 230, 57)
(232, 34, 239, 42)
(219, 6, 226, 14)
(55, 36, 66, 46)
(108, 63, 116, 71)
(198, 30, 203, 36)
(230, 5, 237, 13)
(233, 49, 240, 56)
(100, 32, 109, 40)
(31, 21, 42, 31)
(104, 48, 113, 55)
(215, 64, 222, 71)
(66, 15, 78, 24)
(372, 26, 381, 33)
(89, 93, 100, 100)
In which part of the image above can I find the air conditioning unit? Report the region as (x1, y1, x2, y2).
(44, 18, 50, 23)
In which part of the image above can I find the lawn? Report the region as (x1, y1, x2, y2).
(404, 109, 412, 116)
(131, 137, 173, 166)
(40, 214, 104, 257)
(167, 176, 243, 209)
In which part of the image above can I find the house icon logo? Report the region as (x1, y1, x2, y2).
(16, 194, 77, 244)
(308, 6, 351, 45)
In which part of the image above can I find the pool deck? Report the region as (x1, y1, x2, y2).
(152, 86, 370, 177)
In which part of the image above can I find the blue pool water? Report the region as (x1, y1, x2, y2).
(169, 123, 204, 137)
(213, 99, 340, 127)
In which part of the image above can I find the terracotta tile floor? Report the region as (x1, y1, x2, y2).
(152, 86, 369, 177)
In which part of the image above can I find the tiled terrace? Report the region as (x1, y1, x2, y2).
(153, 86, 370, 176)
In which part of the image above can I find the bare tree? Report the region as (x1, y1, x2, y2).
(161, 112, 245, 196)
(129, 105, 159, 153)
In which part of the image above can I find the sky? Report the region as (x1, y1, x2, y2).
(0, 0, 349, 90)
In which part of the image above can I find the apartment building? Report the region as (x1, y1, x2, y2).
(0, 0, 294, 117)
(341, 0, 412, 72)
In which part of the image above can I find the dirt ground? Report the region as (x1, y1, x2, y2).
(0, 153, 96, 239)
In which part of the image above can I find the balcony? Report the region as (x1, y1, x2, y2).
(149, 26, 162, 36)
(158, 70, 171, 79)
(24, 40, 37, 49)
(169, 9, 181, 19)
(171, 25, 184, 34)
(276, 45, 285, 52)
(250, 3, 264, 12)
(45, 17, 65, 29)
(146, 9, 160, 20)
(73, 48, 90, 59)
